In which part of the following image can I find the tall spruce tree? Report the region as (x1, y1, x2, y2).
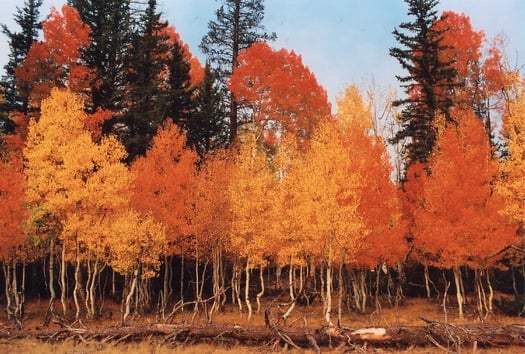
(166, 39, 194, 130)
(1, 0, 42, 118)
(389, 0, 457, 168)
(189, 63, 229, 157)
(119, 0, 172, 162)
(68, 0, 133, 113)
(200, 0, 275, 143)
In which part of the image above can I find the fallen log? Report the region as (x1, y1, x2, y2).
(0, 321, 523, 350)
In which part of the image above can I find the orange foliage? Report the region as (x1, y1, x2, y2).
(435, 11, 484, 107)
(413, 109, 516, 268)
(15, 5, 93, 110)
(435, 12, 515, 115)
(131, 120, 198, 257)
(189, 149, 233, 259)
(336, 86, 407, 268)
(229, 42, 331, 148)
(0, 150, 26, 261)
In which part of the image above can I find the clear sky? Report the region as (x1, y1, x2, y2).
(1, 0, 524, 108)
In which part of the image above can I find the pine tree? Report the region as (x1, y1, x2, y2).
(119, 0, 172, 162)
(189, 63, 229, 156)
(200, 0, 276, 143)
(0, 0, 42, 117)
(68, 0, 133, 113)
(389, 0, 457, 167)
(166, 38, 195, 130)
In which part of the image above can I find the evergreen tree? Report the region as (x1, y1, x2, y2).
(389, 0, 457, 168)
(200, 0, 275, 143)
(0, 0, 42, 118)
(166, 39, 194, 129)
(68, 0, 133, 113)
(119, 0, 172, 162)
(189, 63, 229, 157)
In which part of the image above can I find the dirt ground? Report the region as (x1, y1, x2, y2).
(0, 295, 523, 353)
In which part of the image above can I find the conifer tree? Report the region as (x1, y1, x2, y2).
(189, 63, 229, 156)
(119, 0, 172, 162)
(389, 0, 457, 167)
(0, 0, 42, 117)
(200, 0, 276, 143)
(68, 0, 133, 113)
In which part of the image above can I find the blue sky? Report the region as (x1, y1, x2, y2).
(1, 0, 524, 108)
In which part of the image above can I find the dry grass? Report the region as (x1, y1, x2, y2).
(1, 295, 523, 353)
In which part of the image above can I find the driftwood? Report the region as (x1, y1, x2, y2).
(0, 320, 523, 351)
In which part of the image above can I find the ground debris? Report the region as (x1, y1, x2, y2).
(0, 320, 523, 351)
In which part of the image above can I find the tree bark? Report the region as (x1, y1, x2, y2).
(244, 257, 253, 320)
(255, 264, 264, 314)
(324, 263, 333, 325)
(453, 266, 464, 318)
(60, 242, 67, 316)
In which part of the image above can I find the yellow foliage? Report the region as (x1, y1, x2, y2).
(228, 135, 275, 267)
(288, 120, 368, 266)
(24, 88, 132, 262)
(336, 84, 373, 131)
(497, 78, 525, 228)
(106, 210, 166, 278)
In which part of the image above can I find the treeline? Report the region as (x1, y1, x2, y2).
(0, 0, 523, 327)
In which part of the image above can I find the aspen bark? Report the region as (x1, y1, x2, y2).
(245, 257, 253, 320)
(453, 266, 464, 318)
(255, 264, 264, 313)
(60, 243, 67, 316)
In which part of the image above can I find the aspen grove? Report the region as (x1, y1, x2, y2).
(0, 0, 523, 328)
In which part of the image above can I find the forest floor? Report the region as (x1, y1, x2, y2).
(0, 294, 523, 353)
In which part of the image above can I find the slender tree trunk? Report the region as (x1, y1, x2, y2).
(60, 242, 67, 315)
(337, 263, 344, 327)
(48, 237, 56, 316)
(88, 257, 99, 318)
(349, 269, 363, 313)
(255, 264, 264, 314)
(180, 253, 185, 311)
(359, 268, 367, 313)
(122, 264, 139, 325)
(3, 263, 13, 319)
(288, 264, 295, 300)
(324, 263, 333, 325)
(442, 271, 451, 323)
(161, 254, 170, 319)
(424, 265, 431, 299)
(73, 240, 81, 320)
(453, 266, 464, 318)
(245, 257, 253, 320)
(19, 260, 26, 321)
(85, 253, 92, 317)
(320, 263, 326, 314)
(192, 253, 200, 323)
(486, 269, 494, 316)
(375, 264, 382, 312)
(275, 264, 282, 291)
(282, 263, 296, 321)
(209, 244, 222, 318)
(233, 266, 242, 313)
